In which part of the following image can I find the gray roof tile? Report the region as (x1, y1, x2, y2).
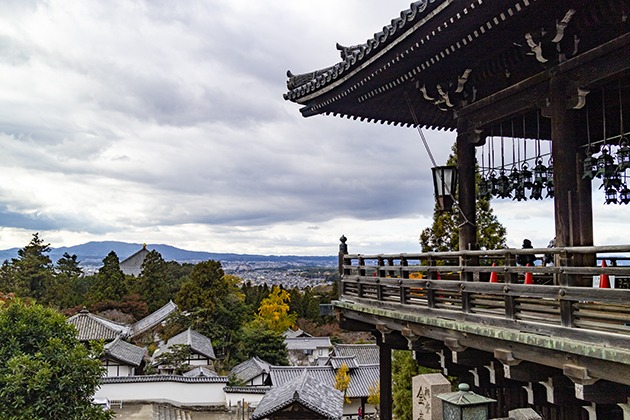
(130, 300, 177, 338)
(158, 327, 216, 360)
(103, 336, 146, 367)
(67, 308, 130, 341)
(231, 356, 271, 384)
(333, 344, 379, 366)
(269, 365, 379, 399)
(252, 373, 343, 420)
(284, 336, 331, 351)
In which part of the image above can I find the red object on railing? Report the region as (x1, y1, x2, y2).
(489, 263, 498, 283)
(524, 264, 534, 284)
(600, 260, 611, 288)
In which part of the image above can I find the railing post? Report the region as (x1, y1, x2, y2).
(560, 293, 574, 327)
(505, 252, 517, 284)
(338, 235, 348, 299)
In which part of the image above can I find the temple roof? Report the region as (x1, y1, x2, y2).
(129, 300, 177, 338)
(269, 365, 379, 399)
(251, 373, 343, 420)
(103, 336, 146, 367)
(155, 327, 216, 360)
(67, 308, 130, 341)
(284, 0, 630, 137)
(231, 356, 271, 384)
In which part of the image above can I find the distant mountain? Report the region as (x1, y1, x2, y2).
(0, 241, 336, 268)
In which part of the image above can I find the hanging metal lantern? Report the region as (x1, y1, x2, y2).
(488, 171, 498, 196)
(595, 147, 616, 179)
(603, 171, 623, 191)
(619, 184, 630, 205)
(582, 149, 596, 180)
(520, 162, 533, 189)
(432, 165, 458, 211)
(513, 184, 527, 201)
(530, 183, 543, 200)
(546, 157, 554, 185)
(509, 166, 520, 190)
(546, 177, 555, 198)
(478, 175, 491, 200)
(605, 186, 618, 204)
(617, 138, 630, 172)
(496, 170, 512, 198)
(533, 158, 548, 185)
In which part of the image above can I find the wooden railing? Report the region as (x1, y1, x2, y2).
(339, 245, 630, 342)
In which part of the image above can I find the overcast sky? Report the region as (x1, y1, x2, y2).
(0, 0, 627, 256)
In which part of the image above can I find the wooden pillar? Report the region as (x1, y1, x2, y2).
(377, 334, 393, 420)
(547, 76, 589, 286)
(457, 118, 478, 276)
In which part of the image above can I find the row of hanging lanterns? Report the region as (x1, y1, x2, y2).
(582, 85, 630, 205)
(478, 115, 553, 202)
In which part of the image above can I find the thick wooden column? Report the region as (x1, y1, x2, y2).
(377, 334, 393, 420)
(456, 118, 477, 253)
(547, 76, 588, 285)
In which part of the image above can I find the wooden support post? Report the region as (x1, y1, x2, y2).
(377, 335, 393, 420)
(456, 118, 478, 266)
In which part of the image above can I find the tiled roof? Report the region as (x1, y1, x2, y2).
(333, 344, 379, 366)
(101, 374, 228, 384)
(231, 356, 271, 384)
(283, 328, 312, 338)
(103, 336, 146, 367)
(158, 328, 216, 360)
(67, 308, 130, 341)
(270, 365, 379, 399)
(129, 300, 177, 338)
(119, 246, 150, 276)
(329, 356, 359, 370)
(284, 336, 332, 351)
(224, 386, 271, 394)
(183, 366, 218, 377)
(284, 0, 444, 102)
(252, 373, 343, 420)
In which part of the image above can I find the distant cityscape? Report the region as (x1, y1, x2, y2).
(0, 240, 338, 289)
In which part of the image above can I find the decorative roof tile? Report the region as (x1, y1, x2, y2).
(252, 373, 343, 420)
(224, 386, 271, 394)
(103, 336, 146, 367)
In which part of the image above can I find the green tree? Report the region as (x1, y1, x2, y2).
(135, 250, 169, 312)
(174, 261, 247, 363)
(11, 233, 54, 300)
(0, 298, 112, 419)
(392, 350, 420, 420)
(88, 251, 127, 304)
(48, 253, 84, 309)
(154, 344, 192, 375)
(420, 147, 507, 253)
(238, 320, 289, 366)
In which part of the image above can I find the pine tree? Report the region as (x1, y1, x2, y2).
(88, 251, 127, 304)
(10, 233, 54, 300)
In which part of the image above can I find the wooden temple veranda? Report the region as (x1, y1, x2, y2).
(284, 1, 630, 419)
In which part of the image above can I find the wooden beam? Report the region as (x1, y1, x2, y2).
(458, 33, 630, 130)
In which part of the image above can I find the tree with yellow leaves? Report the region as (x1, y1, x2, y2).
(334, 362, 351, 403)
(255, 286, 297, 333)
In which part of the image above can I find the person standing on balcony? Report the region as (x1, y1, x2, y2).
(516, 239, 536, 266)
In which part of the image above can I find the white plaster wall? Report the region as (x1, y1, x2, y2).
(224, 392, 266, 408)
(344, 399, 377, 417)
(95, 381, 227, 406)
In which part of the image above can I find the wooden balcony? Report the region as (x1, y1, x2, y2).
(335, 245, 630, 418)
